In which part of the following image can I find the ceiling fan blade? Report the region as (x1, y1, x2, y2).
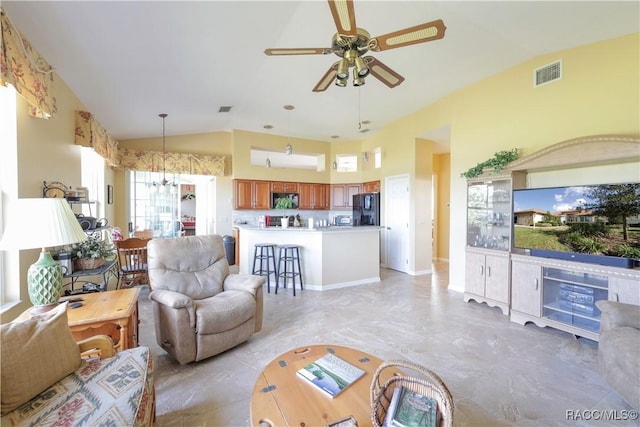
(369, 19, 447, 52)
(363, 56, 405, 88)
(328, 0, 357, 36)
(265, 48, 332, 56)
(313, 62, 340, 92)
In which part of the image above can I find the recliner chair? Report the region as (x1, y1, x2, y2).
(147, 235, 265, 364)
(595, 300, 640, 410)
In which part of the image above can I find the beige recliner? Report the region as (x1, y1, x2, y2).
(148, 235, 265, 364)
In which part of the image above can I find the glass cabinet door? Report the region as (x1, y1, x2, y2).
(542, 267, 607, 333)
(467, 179, 512, 251)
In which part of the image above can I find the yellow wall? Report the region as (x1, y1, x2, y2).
(414, 139, 433, 273)
(433, 153, 451, 261)
(429, 33, 639, 290)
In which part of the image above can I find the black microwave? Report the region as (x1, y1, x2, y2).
(271, 192, 299, 209)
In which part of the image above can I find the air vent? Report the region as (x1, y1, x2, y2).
(534, 60, 562, 87)
(218, 106, 232, 113)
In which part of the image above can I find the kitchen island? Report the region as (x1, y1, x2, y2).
(236, 225, 381, 291)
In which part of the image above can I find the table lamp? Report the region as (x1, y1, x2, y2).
(0, 198, 87, 312)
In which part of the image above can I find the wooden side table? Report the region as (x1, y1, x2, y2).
(60, 288, 140, 351)
(251, 344, 388, 427)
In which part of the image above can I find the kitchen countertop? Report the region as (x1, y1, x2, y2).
(238, 225, 381, 290)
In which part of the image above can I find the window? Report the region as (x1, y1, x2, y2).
(374, 147, 382, 169)
(80, 147, 106, 217)
(129, 171, 182, 238)
(335, 154, 358, 172)
(0, 85, 18, 308)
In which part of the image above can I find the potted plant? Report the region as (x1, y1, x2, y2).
(274, 197, 295, 228)
(71, 238, 115, 270)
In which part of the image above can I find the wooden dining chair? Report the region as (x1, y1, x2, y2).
(115, 238, 150, 289)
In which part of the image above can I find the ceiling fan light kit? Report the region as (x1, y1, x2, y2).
(265, 0, 446, 91)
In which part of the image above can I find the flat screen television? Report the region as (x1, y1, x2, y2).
(512, 183, 640, 269)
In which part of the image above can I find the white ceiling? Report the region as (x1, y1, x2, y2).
(3, 1, 639, 150)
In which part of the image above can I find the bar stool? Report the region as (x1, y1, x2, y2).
(276, 245, 303, 296)
(252, 243, 278, 293)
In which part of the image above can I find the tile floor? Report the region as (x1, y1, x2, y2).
(137, 262, 635, 426)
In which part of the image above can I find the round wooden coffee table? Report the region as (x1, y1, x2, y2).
(250, 344, 386, 427)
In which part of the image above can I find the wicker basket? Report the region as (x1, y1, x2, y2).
(74, 257, 105, 271)
(370, 360, 454, 427)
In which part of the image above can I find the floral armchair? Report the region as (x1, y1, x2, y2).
(1, 303, 155, 426)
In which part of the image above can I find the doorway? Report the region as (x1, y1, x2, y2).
(385, 174, 410, 272)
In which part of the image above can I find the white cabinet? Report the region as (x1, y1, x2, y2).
(464, 249, 510, 315)
(509, 254, 640, 341)
(541, 267, 607, 341)
(464, 136, 640, 332)
(464, 173, 523, 315)
(609, 276, 640, 306)
(510, 257, 542, 319)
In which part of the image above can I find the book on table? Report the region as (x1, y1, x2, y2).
(383, 385, 439, 427)
(296, 352, 365, 398)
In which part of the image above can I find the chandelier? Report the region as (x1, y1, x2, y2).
(284, 105, 294, 155)
(152, 113, 177, 193)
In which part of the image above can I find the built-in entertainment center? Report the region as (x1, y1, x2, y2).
(464, 135, 640, 341)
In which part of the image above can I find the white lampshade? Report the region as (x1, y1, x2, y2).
(0, 198, 87, 250)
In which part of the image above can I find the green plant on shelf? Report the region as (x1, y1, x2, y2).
(71, 237, 115, 261)
(461, 148, 520, 179)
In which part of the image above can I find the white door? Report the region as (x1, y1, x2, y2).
(193, 176, 216, 235)
(385, 174, 410, 272)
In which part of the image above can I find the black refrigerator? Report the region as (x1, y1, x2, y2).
(352, 193, 380, 226)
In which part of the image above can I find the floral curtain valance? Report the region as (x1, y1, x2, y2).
(75, 111, 120, 167)
(118, 148, 226, 176)
(75, 111, 225, 175)
(0, 8, 57, 118)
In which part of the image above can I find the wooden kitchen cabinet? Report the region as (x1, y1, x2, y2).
(234, 180, 271, 209)
(299, 183, 329, 210)
(271, 181, 298, 192)
(362, 180, 380, 193)
(330, 183, 362, 209)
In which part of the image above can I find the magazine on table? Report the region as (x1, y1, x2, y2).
(383, 385, 439, 427)
(296, 353, 365, 398)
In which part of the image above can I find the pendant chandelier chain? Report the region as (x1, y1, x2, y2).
(284, 105, 294, 155)
(152, 113, 176, 193)
(358, 88, 362, 130)
(161, 113, 167, 182)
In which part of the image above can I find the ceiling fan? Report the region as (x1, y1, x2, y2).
(264, 0, 446, 92)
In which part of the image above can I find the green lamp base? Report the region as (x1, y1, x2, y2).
(27, 250, 63, 312)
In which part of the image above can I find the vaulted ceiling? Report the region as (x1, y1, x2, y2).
(3, 1, 639, 149)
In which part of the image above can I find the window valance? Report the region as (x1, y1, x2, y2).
(75, 111, 120, 167)
(117, 148, 226, 176)
(0, 8, 57, 118)
(75, 111, 226, 175)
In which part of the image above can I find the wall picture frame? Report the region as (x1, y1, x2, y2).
(107, 185, 113, 204)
